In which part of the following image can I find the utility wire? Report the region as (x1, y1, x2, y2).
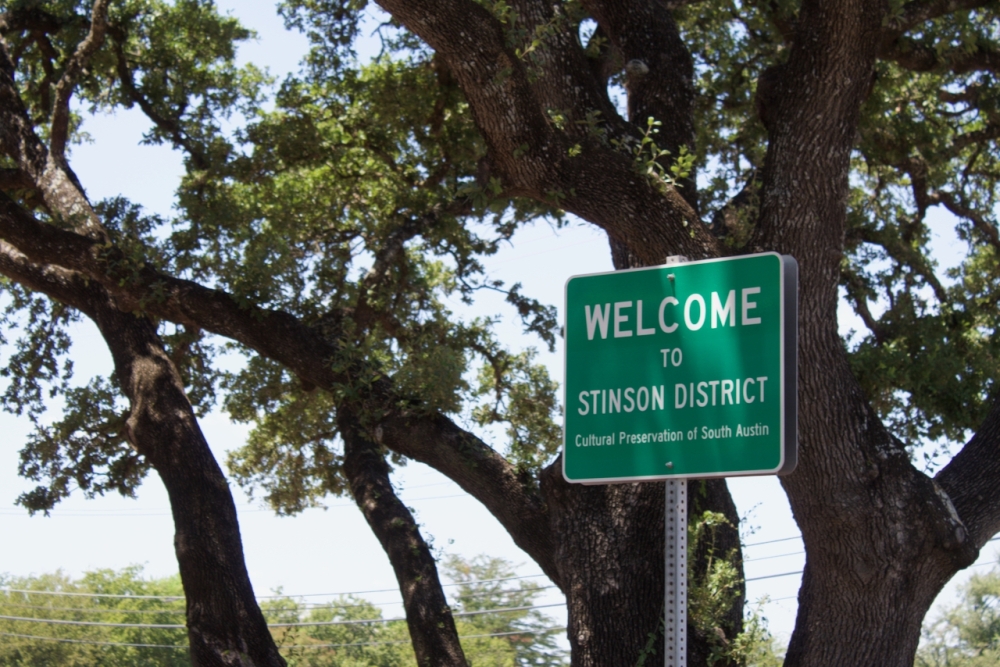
(1, 572, 551, 602)
(745, 570, 801, 583)
(278, 627, 569, 650)
(0, 631, 187, 650)
(0, 602, 185, 615)
(0, 585, 560, 618)
(0, 602, 563, 630)
(0, 492, 468, 518)
(743, 535, 802, 548)
(0, 626, 569, 651)
(744, 550, 804, 562)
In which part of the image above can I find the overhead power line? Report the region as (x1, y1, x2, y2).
(743, 535, 802, 548)
(744, 549, 804, 563)
(745, 570, 801, 583)
(0, 492, 468, 518)
(0, 602, 563, 630)
(0, 602, 185, 616)
(1, 572, 551, 602)
(0, 589, 183, 601)
(278, 627, 570, 650)
(0, 626, 568, 651)
(0, 631, 186, 650)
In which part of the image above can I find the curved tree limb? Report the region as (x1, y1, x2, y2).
(882, 0, 995, 45)
(0, 42, 105, 239)
(340, 408, 469, 667)
(581, 0, 699, 209)
(937, 396, 1000, 549)
(885, 41, 1000, 75)
(374, 0, 715, 262)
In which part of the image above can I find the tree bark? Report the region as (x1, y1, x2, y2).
(0, 31, 287, 655)
(339, 408, 468, 667)
(94, 303, 287, 667)
(750, 0, 986, 664)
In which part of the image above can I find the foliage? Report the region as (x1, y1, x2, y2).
(0, 557, 565, 666)
(0, 566, 190, 667)
(687, 510, 784, 667)
(1, 0, 568, 514)
(2, 0, 993, 509)
(916, 563, 1000, 667)
(442, 555, 567, 667)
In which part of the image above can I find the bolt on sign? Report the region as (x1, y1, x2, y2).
(563, 253, 798, 483)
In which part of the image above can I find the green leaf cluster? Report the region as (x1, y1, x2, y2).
(0, 566, 189, 667)
(917, 564, 1000, 667)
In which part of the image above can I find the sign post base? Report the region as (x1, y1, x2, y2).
(665, 479, 687, 666)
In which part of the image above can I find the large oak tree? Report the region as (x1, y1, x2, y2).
(0, 0, 998, 666)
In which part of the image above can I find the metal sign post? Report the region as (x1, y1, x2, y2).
(663, 255, 688, 667)
(665, 478, 687, 666)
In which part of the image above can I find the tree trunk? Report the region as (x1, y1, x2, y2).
(340, 409, 469, 667)
(90, 301, 287, 667)
(541, 465, 743, 667)
(750, 0, 987, 663)
(0, 199, 286, 666)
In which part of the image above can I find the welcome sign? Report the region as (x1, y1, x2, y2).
(562, 253, 798, 483)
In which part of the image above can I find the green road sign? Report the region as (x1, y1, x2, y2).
(563, 253, 797, 483)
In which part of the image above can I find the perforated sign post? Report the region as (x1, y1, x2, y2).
(562, 253, 798, 666)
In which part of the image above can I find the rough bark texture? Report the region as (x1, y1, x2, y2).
(340, 409, 469, 667)
(93, 303, 287, 667)
(2, 1, 1000, 666)
(750, 0, 988, 664)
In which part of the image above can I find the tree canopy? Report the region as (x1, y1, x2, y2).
(1, 0, 999, 665)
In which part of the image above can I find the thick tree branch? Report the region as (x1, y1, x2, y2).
(340, 408, 469, 667)
(937, 396, 1000, 549)
(376, 0, 714, 263)
(49, 0, 109, 159)
(882, 0, 994, 45)
(0, 44, 105, 239)
(0, 166, 32, 191)
(582, 0, 699, 209)
(884, 40, 1000, 74)
(375, 0, 555, 192)
(0, 190, 561, 582)
(507, 0, 619, 137)
(374, 411, 560, 583)
(752, 1, 990, 663)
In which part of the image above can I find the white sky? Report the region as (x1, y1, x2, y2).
(0, 0, 994, 651)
